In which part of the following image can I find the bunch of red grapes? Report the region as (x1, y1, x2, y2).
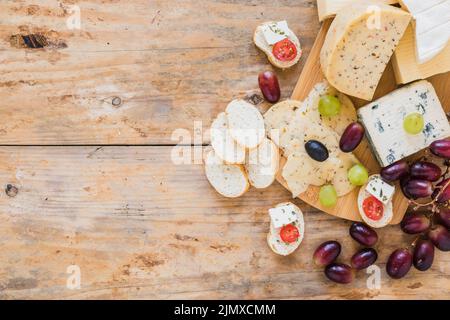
(380, 139, 450, 278)
(313, 139, 450, 283)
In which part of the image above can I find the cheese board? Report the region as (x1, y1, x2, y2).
(274, 18, 450, 224)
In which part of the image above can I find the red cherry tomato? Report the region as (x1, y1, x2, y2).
(362, 196, 384, 221)
(272, 38, 298, 62)
(280, 224, 300, 243)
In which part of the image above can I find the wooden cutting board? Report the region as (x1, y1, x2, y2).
(276, 19, 450, 224)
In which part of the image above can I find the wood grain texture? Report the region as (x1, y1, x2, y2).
(0, 146, 448, 300)
(0, 0, 448, 300)
(278, 20, 450, 225)
(0, 0, 319, 145)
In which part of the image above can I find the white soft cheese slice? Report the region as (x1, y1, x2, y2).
(357, 80, 450, 167)
(261, 21, 289, 45)
(401, 0, 450, 64)
(365, 174, 395, 204)
(268, 203, 299, 229)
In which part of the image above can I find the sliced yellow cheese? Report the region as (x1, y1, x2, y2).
(320, 3, 411, 100)
(317, 0, 399, 22)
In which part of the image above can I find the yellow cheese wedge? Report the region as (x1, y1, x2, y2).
(392, 22, 450, 84)
(320, 3, 411, 100)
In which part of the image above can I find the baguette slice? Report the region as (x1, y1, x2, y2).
(267, 202, 305, 256)
(254, 22, 302, 69)
(211, 112, 246, 164)
(225, 99, 265, 149)
(245, 138, 280, 189)
(204, 150, 249, 198)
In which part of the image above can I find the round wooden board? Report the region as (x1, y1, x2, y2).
(277, 19, 450, 225)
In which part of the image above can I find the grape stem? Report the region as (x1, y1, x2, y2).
(410, 236, 421, 248)
(410, 175, 450, 211)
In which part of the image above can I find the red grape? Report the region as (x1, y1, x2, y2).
(432, 178, 450, 203)
(386, 248, 412, 279)
(339, 122, 365, 153)
(313, 241, 341, 267)
(410, 161, 442, 182)
(400, 212, 431, 234)
(436, 208, 450, 229)
(430, 139, 450, 159)
(402, 179, 433, 199)
(380, 161, 409, 182)
(413, 239, 434, 271)
(258, 71, 280, 103)
(324, 263, 355, 284)
(349, 222, 378, 247)
(351, 248, 378, 270)
(427, 225, 450, 252)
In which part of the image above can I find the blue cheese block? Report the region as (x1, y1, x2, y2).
(357, 80, 450, 167)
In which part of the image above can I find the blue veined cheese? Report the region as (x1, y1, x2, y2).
(357, 80, 450, 167)
(320, 3, 411, 100)
(365, 174, 395, 204)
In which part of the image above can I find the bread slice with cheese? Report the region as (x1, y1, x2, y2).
(267, 202, 305, 256)
(204, 150, 249, 198)
(245, 138, 280, 189)
(225, 99, 265, 149)
(320, 3, 411, 100)
(254, 21, 302, 69)
(210, 112, 246, 164)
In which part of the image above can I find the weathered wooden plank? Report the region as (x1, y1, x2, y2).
(0, 146, 448, 299)
(0, 0, 319, 145)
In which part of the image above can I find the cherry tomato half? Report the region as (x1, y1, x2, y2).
(280, 224, 300, 243)
(362, 196, 384, 221)
(272, 38, 298, 62)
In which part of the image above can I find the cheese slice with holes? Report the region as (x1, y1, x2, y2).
(400, 0, 450, 64)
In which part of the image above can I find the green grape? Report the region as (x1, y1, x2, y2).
(319, 185, 338, 207)
(319, 95, 341, 117)
(348, 164, 369, 186)
(403, 113, 424, 135)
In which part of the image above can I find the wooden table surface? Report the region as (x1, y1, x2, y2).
(0, 0, 448, 300)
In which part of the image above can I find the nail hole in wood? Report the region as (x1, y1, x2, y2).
(5, 184, 18, 197)
(112, 97, 122, 107)
(245, 94, 263, 106)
